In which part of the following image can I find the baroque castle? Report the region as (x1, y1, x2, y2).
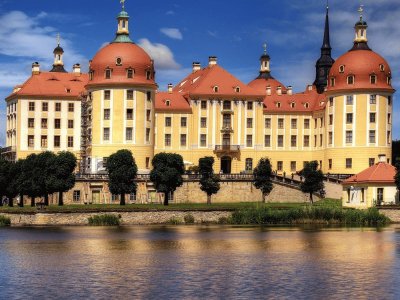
(3, 4, 395, 177)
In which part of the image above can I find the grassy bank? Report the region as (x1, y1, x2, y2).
(88, 214, 120, 226)
(0, 215, 11, 226)
(229, 206, 390, 226)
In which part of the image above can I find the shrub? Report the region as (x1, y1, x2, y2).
(184, 213, 195, 224)
(218, 216, 230, 224)
(0, 215, 11, 226)
(168, 217, 183, 225)
(88, 214, 120, 226)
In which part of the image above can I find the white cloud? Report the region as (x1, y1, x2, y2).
(138, 38, 180, 70)
(208, 31, 218, 38)
(160, 28, 183, 40)
(166, 10, 175, 16)
(157, 68, 192, 90)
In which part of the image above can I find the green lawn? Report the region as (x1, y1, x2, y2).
(0, 199, 341, 214)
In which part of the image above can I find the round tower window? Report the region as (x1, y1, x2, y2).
(116, 57, 122, 66)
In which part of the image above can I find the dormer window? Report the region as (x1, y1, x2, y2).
(105, 68, 112, 79)
(370, 74, 377, 84)
(213, 86, 219, 93)
(146, 70, 151, 80)
(379, 64, 385, 72)
(235, 86, 240, 93)
(304, 103, 309, 108)
(89, 70, 94, 81)
(116, 57, 122, 66)
(66, 88, 71, 93)
(387, 76, 392, 85)
(339, 65, 345, 73)
(127, 68, 134, 79)
(276, 102, 281, 108)
(330, 77, 335, 87)
(290, 102, 295, 108)
(165, 100, 171, 107)
(347, 75, 354, 85)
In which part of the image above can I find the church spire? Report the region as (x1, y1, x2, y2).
(314, 4, 334, 94)
(50, 33, 67, 73)
(113, 0, 133, 43)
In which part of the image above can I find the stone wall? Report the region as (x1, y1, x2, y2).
(378, 209, 400, 223)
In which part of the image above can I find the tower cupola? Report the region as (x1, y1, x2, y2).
(113, 0, 133, 43)
(50, 33, 67, 73)
(314, 4, 334, 94)
(257, 43, 273, 80)
(351, 5, 371, 51)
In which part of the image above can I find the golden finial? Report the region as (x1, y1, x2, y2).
(120, 0, 125, 10)
(263, 43, 267, 55)
(358, 4, 364, 21)
(56, 33, 60, 46)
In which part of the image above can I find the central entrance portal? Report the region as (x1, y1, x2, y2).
(221, 156, 232, 174)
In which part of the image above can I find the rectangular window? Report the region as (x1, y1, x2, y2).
(223, 101, 231, 110)
(73, 190, 81, 202)
(246, 135, 253, 147)
(329, 97, 334, 106)
(41, 135, 47, 148)
(42, 102, 48, 112)
(145, 157, 150, 169)
(369, 130, 376, 143)
(278, 135, 283, 147)
(28, 135, 34, 147)
(291, 161, 296, 172)
(165, 134, 171, 147)
(146, 110, 151, 122)
(104, 109, 110, 120)
(29, 102, 35, 111)
(127, 69, 133, 79)
(55, 102, 61, 112)
(346, 158, 352, 169)
(346, 95, 353, 105)
(68, 120, 74, 129)
(346, 131, 353, 143)
(346, 113, 353, 124)
(370, 113, 376, 123)
(201, 101, 207, 109)
(304, 119, 310, 129)
(278, 118, 284, 129)
(103, 128, 110, 141)
(181, 117, 187, 127)
(105, 69, 111, 79)
(369, 158, 375, 167)
(200, 134, 207, 147)
(304, 135, 310, 147)
(387, 131, 391, 144)
(388, 113, 391, 124)
(104, 90, 111, 100)
(223, 114, 232, 129)
(146, 91, 152, 102)
(265, 118, 271, 129)
(126, 109, 133, 120)
(291, 135, 297, 147)
(146, 128, 150, 143)
(388, 96, 392, 106)
(126, 127, 133, 141)
(370, 94, 377, 104)
(41, 118, 47, 129)
(54, 136, 60, 148)
(320, 134, 323, 147)
(329, 114, 333, 125)
(54, 119, 61, 129)
(320, 117, 324, 128)
(314, 119, 317, 129)
(165, 117, 171, 127)
(329, 132, 333, 145)
(264, 135, 271, 147)
(247, 118, 253, 128)
(180, 134, 187, 147)
(277, 161, 283, 171)
(201, 117, 207, 128)
(28, 118, 34, 128)
(68, 103, 74, 112)
(328, 159, 332, 170)
(314, 135, 317, 147)
(291, 119, 297, 129)
(127, 90, 134, 100)
(247, 102, 253, 110)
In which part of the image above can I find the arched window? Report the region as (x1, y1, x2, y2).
(330, 77, 335, 87)
(105, 68, 112, 79)
(379, 64, 385, 72)
(347, 75, 354, 85)
(276, 102, 281, 108)
(235, 86, 240, 93)
(339, 65, 345, 73)
(304, 102, 309, 108)
(370, 74, 377, 84)
(245, 158, 253, 172)
(213, 86, 219, 93)
(290, 102, 295, 108)
(127, 68, 134, 79)
(165, 100, 170, 107)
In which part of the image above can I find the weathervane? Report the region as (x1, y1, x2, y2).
(56, 33, 60, 46)
(120, 0, 125, 10)
(263, 42, 267, 55)
(358, 4, 364, 21)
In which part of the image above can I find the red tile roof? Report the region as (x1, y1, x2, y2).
(174, 65, 264, 100)
(6, 72, 88, 100)
(155, 92, 192, 113)
(343, 162, 396, 185)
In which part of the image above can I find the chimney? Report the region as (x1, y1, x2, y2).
(73, 63, 81, 76)
(287, 86, 293, 95)
(277, 86, 282, 96)
(307, 85, 313, 91)
(378, 154, 387, 163)
(266, 86, 271, 96)
(192, 62, 201, 73)
(167, 83, 173, 93)
(32, 62, 40, 75)
(208, 56, 217, 67)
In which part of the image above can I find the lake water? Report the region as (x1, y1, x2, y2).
(1, 225, 400, 299)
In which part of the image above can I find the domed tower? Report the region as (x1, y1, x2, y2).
(325, 6, 394, 174)
(86, 2, 156, 173)
(50, 34, 67, 73)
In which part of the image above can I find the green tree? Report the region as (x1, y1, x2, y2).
(19, 155, 41, 207)
(4, 160, 22, 207)
(106, 149, 138, 205)
(300, 160, 325, 204)
(36, 152, 57, 206)
(198, 157, 220, 205)
(48, 152, 77, 206)
(0, 158, 11, 206)
(150, 153, 184, 206)
(253, 158, 274, 203)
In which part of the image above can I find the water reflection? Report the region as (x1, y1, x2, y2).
(0, 226, 400, 299)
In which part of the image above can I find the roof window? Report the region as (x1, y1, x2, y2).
(347, 75, 354, 85)
(379, 64, 385, 72)
(116, 57, 122, 66)
(165, 100, 171, 107)
(213, 86, 219, 93)
(339, 65, 345, 73)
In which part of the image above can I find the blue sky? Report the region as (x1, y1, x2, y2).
(0, 0, 399, 146)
